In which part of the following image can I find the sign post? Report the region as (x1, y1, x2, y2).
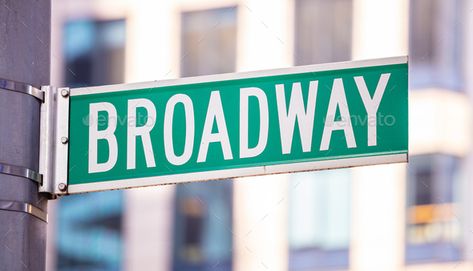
(0, 1, 50, 270)
(52, 57, 408, 195)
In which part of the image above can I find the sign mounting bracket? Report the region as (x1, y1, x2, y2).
(39, 86, 70, 198)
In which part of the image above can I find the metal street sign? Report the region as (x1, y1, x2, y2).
(63, 57, 407, 194)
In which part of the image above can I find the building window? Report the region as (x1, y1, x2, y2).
(294, 0, 352, 65)
(57, 18, 126, 271)
(173, 182, 233, 271)
(180, 6, 237, 77)
(409, 0, 463, 90)
(57, 191, 124, 271)
(406, 154, 462, 263)
(64, 19, 126, 87)
(288, 169, 351, 270)
(173, 6, 237, 271)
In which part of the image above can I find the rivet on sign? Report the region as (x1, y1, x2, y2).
(61, 89, 69, 97)
(61, 137, 69, 144)
(58, 183, 67, 192)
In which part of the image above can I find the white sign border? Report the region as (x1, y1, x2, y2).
(67, 56, 408, 194)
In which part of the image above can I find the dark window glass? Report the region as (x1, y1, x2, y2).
(180, 6, 237, 77)
(410, 0, 436, 67)
(294, 0, 352, 65)
(406, 154, 462, 263)
(64, 19, 126, 87)
(413, 168, 434, 205)
(409, 0, 463, 90)
(173, 182, 233, 271)
(57, 191, 124, 271)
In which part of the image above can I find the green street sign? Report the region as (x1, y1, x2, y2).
(66, 57, 408, 194)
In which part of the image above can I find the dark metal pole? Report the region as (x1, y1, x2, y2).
(0, 0, 50, 270)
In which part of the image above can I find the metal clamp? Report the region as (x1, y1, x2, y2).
(0, 162, 42, 184)
(0, 200, 47, 222)
(0, 78, 44, 102)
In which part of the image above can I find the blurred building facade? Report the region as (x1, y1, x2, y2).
(47, 0, 473, 270)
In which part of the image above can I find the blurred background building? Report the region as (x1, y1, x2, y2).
(46, 0, 473, 270)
